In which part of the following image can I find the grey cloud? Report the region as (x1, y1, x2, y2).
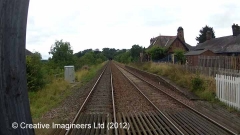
(27, 27, 53, 45)
(208, 4, 240, 29)
(139, 7, 180, 27)
(41, 54, 51, 60)
(26, 15, 80, 47)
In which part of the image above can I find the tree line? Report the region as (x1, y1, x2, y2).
(26, 40, 107, 92)
(26, 25, 217, 92)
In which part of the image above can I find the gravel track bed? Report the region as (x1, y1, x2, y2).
(117, 64, 240, 134)
(124, 65, 195, 107)
(82, 63, 112, 114)
(118, 66, 185, 112)
(123, 64, 240, 133)
(112, 63, 155, 113)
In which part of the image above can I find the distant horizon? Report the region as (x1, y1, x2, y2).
(27, 31, 237, 60)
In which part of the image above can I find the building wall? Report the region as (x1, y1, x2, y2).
(186, 55, 196, 66)
(186, 50, 215, 66)
(216, 53, 240, 56)
(168, 39, 188, 53)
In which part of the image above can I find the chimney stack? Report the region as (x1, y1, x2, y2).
(177, 27, 185, 43)
(232, 23, 240, 36)
(206, 31, 212, 40)
(150, 38, 154, 44)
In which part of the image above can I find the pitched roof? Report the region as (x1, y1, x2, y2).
(148, 35, 193, 51)
(25, 49, 33, 56)
(184, 49, 212, 56)
(185, 43, 194, 51)
(149, 36, 176, 48)
(194, 34, 240, 53)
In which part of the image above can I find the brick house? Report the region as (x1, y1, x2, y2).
(185, 24, 240, 66)
(148, 27, 193, 53)
(185, 49, 215, 66)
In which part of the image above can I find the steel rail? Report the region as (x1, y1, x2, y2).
(65, 62, 109, 135)
(114, 64, 184, 135)
(117, 63, 237, 135)
(110, 65, 118, 135)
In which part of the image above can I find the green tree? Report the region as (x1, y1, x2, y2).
(26, 52, 46, 91)
(130, 44, 143, 62)
(196, 25, 216, 43)
(74, 49, 93, 58)
(76, 51, 107, 69)
(95, 53, 107, 63)
(102, 48, 116, 59)
(174, 49, 186, 64)
(114, 49, 127, 58)
(49, 40, 76, 69)
(84, 52, 94, 63)
(115, 51, 132, 63)
(147, 47, 167, 61)
(114, 49, 128, 62)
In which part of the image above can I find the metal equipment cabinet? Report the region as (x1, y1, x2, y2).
(64, 66, 75, 83)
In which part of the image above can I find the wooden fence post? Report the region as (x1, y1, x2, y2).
(0, 0, 34, 135)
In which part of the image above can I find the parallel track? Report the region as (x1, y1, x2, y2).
(114, 63, 237, 135)
(115, 64, 184, 135)
(62, 61, 237, 135)
(112, 63, 183, 135)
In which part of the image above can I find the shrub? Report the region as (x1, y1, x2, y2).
(26, 52, 46, 91)
(174, 49, 186, 64)
(191, 74, 205, 91)
(146, 46, 167, 60)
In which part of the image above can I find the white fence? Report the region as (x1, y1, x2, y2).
(215, 74, 240, 110)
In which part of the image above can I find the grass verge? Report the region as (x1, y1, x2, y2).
(29, 79, 70, 118)
(29, 62, 106, 135)
(29, 61, 106, 119)
(75, 62, 106, 84)
(131, 62, 240, 111)
(129, 62, 216, 101)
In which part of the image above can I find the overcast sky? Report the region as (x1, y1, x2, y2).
(26, 0, 240, 59)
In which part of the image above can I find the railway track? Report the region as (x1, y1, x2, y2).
(64, 62, 184, 135)
(112, 63, 183, 135)
(124, 64, 240, 133)
(114, 63, 237, 135)
(65, 62, 117, 135)
(60, 61, 237, 135)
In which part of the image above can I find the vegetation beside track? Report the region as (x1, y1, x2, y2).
(129, 62, 216, 101)
(75, 62, 107, 85)
(27, 39, 107, 119)
(30, 62, 106, 135)
(29, 79, 70, 118)
(29, 62, 106, 119)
